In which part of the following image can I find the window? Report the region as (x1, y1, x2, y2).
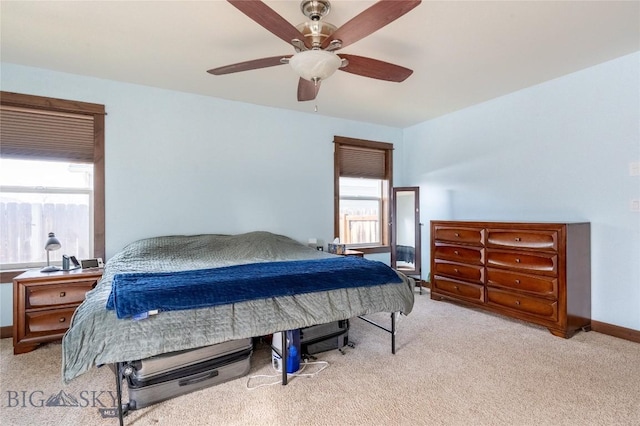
(0, 159, 93, 268)
(334, 136, 393, 252)
(0, 92, 105, 274)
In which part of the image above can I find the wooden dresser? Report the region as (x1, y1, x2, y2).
(13, 268, 102, 354)
(430, 221, 590, 338)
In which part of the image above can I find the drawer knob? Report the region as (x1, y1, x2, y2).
(515, 279, 521, 284)
(59, 317, 66, 323)
(515, 300, 521, 305)
(515, 258, 521, 263)
(455, 233, 460, 237)
(454, 285, 459, 290)
(454, 268, 459, 273)
(515, 237, 521, 242)
(454, 250, 459, 255)
(59, 291, 66, 298)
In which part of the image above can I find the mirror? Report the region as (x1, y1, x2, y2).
(391, 187, 421, 280)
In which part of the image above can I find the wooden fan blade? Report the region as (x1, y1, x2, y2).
(228, 0, 308, 48)
(207, 55, 291, 75)
(321, 0, 421, 50)
(298, 78, 320, 102)
(339, 54, 413, 82)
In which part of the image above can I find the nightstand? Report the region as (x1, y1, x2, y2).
(343, 250, 364, 257)
(13, 268, 102, 354)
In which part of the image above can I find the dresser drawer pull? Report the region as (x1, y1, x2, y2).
(515, 258, 521, 263)
(515, 237, 521, 242)
(455, 233, 460, 237)
(454, 268, 459, 273)
(454, 250, 459, 255)
(59, 317, 66, 323)
(514, 300, 521, 305)
(454, 286, 459, 291)
(514, 279, 521, 284)
(59, 291, 66, 298)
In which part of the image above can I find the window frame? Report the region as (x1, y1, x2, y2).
(0, 92, 105, 281)
(333, 136, 393, 254)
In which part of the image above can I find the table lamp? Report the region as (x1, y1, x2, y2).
(41, 232, 62, 272)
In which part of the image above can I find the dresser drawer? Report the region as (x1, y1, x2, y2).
(486, 288, 557, 321)
(25, 307, 76, 335)
(433, 226, 484, 246)
(486, 229, 558, 252)
(486, 249, 557, 276)
(434, 244, 485, 266)
(433, 260, 484, 284)
(486, 268, 557, 297)
(432, 276, 484, 303)
(27, 279, 97, 309)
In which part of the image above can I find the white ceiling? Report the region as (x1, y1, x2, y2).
(1, 1, 638, 128)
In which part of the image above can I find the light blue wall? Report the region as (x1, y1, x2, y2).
(0, 63, 403, 326)
(2, 53, 639, 331)
(403, 52, 640, 330)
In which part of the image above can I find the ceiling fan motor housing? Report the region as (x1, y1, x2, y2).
(300, 0, 331, 21)
(296, 21, 337, 48)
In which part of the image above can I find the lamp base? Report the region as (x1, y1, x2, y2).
(41, 265, 61, 273)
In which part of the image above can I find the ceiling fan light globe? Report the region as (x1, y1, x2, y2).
(289, 50, 342, 82)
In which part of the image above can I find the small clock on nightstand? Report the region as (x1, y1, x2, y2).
(13, 268, 102, 355)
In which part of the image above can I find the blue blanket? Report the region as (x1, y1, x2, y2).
(106, 256, 402, 319)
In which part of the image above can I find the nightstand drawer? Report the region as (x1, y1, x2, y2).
(25, 307, 77, 335)
(27, 280, 97, 308)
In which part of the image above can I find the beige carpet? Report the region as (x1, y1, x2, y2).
(1, 292, 639, 426)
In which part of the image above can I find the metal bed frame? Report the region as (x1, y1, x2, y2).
(274, 313, 398, 386)
(112, 312, 399, 425)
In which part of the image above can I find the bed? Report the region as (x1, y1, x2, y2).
(62, 231, 415, 384)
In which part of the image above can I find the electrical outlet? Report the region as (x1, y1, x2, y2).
(630, 162, 640, 177)
(631, 200, 640, 212)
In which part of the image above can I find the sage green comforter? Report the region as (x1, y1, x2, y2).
(62, 231, 414, 383)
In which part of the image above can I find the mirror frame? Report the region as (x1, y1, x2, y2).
(390, 187, 421, 278)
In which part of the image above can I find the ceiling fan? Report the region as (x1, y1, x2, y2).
(207, 0, 421, 102)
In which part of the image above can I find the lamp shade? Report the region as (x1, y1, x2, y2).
(41, 232, 62, 272)
(44, 232, 61, 251)
(289, 50, 342, 82)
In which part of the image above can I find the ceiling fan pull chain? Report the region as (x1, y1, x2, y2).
(314, 79, 319, 112)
